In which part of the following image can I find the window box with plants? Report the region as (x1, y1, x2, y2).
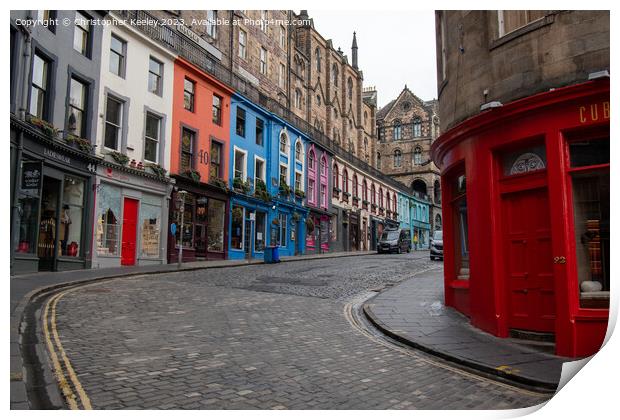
(378, 206, 385, 215)
(27, 115, 60, 138)
(362, 199, 370, 209)
(233, 177, 251, 194)
(65, 134, 94, 153)
(254, 179, 271, 202)
(146, 163, 168, 178)
(209, 176, 230, 193)
(294, 189, 306, 199)
(279, 181, 292, 198)
(107, 151, 130, 166)
(352, 196, 360, 206)
(332, 187, 341, 198)
(184, 169, 201, 183)
(342, 191, 351, 202)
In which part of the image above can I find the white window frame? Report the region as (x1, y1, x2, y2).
(279, 162, 289, 186)
(104, 95, 123, 152)
(279, 130, 289, 156)
(233, 146, 247, 181)
(254, 156, 266, 184)
(279, 26, 286, 49)
(295, 170, 304, 193)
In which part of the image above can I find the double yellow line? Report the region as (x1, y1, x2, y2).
(42, 289, 92, 410)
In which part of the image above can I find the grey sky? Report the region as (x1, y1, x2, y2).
(308, 10, 438, 109)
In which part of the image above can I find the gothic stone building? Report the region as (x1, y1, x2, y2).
(376, 86, 442, 232)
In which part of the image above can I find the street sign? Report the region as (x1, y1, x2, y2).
(170, 223, 177, 236)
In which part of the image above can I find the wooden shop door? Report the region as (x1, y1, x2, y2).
(121, 197, 139, 266)
(502, 186, 556, 332)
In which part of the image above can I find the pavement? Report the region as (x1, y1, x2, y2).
(363, 267, 574, 392)
(10, 250, 375, 409)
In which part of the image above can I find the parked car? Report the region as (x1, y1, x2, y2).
(430, 230, 443, 260)
(377, 228, 411, 254)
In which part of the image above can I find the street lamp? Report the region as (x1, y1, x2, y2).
(176, 190, 188, 268)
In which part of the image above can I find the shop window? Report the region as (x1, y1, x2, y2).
(451, 173, 469, 279)
(231, 205, 244, 250)
(501, 144, 546, 176)
(140, 199, 161, 258)
(569, 138, 610, 309)
(174, 194, 193, 248)
(96, 184, 121, 256)
(255, 212, 266, 252)
(15, 162, 42, 254)
(207, 199, 225, 252)
(58, 176, 84, 257)
(279, 213, 288, 247)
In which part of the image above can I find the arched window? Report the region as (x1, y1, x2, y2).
(333, 163, 339, 190)
(364, 138, 368, 151)
(435, 214, 442, 230)
(386, 193, 391, 211)
(413, 146, 422, 165)
(393, 121, 402, 140)
(279, 132, 288, 154)
(363, 179, 368, 201)
(348, 139, 354, 153)
(377, 152, 381, 169)
(413, 117, 421, 137)
(332, 64, 339, 86)
(347, 77, 353, 100)
(393, 193, 397, 212)
(321, 155, 327, 176)
(295, 139, 303, 162)
(379, 187, 384, 208)
(434, 179, 441, 204)
(308, 149, 315, 170)
(294, 89, 303, 109)
(394, 149, 402, 167)
(315, 48, 321, 72)
(342, 169, 349, 193)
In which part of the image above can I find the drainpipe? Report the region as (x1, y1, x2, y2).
(11, 23, 32, 271)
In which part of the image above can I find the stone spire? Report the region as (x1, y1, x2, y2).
(352, 31, 358, 69)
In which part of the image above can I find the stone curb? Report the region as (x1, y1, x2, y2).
(11, 250, 376, 409)
(361, 300, 558, 393)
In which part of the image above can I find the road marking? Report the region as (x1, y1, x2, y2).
(44, 289, 93, 410)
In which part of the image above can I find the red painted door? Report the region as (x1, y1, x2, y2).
(502, 187, 555, 332)
(121, 198, 139, 266)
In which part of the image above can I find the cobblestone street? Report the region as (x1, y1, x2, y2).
(42, 253, 550, 409)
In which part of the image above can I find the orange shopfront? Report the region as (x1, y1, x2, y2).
(431, 79, 609, 357)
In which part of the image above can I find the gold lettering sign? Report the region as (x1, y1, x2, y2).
(579, 101, 610, 124)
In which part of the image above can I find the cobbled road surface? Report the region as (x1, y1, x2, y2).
(44, 252, 550, 409)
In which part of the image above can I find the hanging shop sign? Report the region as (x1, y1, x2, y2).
(21, 161, 42, 190)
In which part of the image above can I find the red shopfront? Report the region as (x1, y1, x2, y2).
(431, 79, 609, 357)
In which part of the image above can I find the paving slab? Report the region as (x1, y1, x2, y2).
(363, 267, 576, 391)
